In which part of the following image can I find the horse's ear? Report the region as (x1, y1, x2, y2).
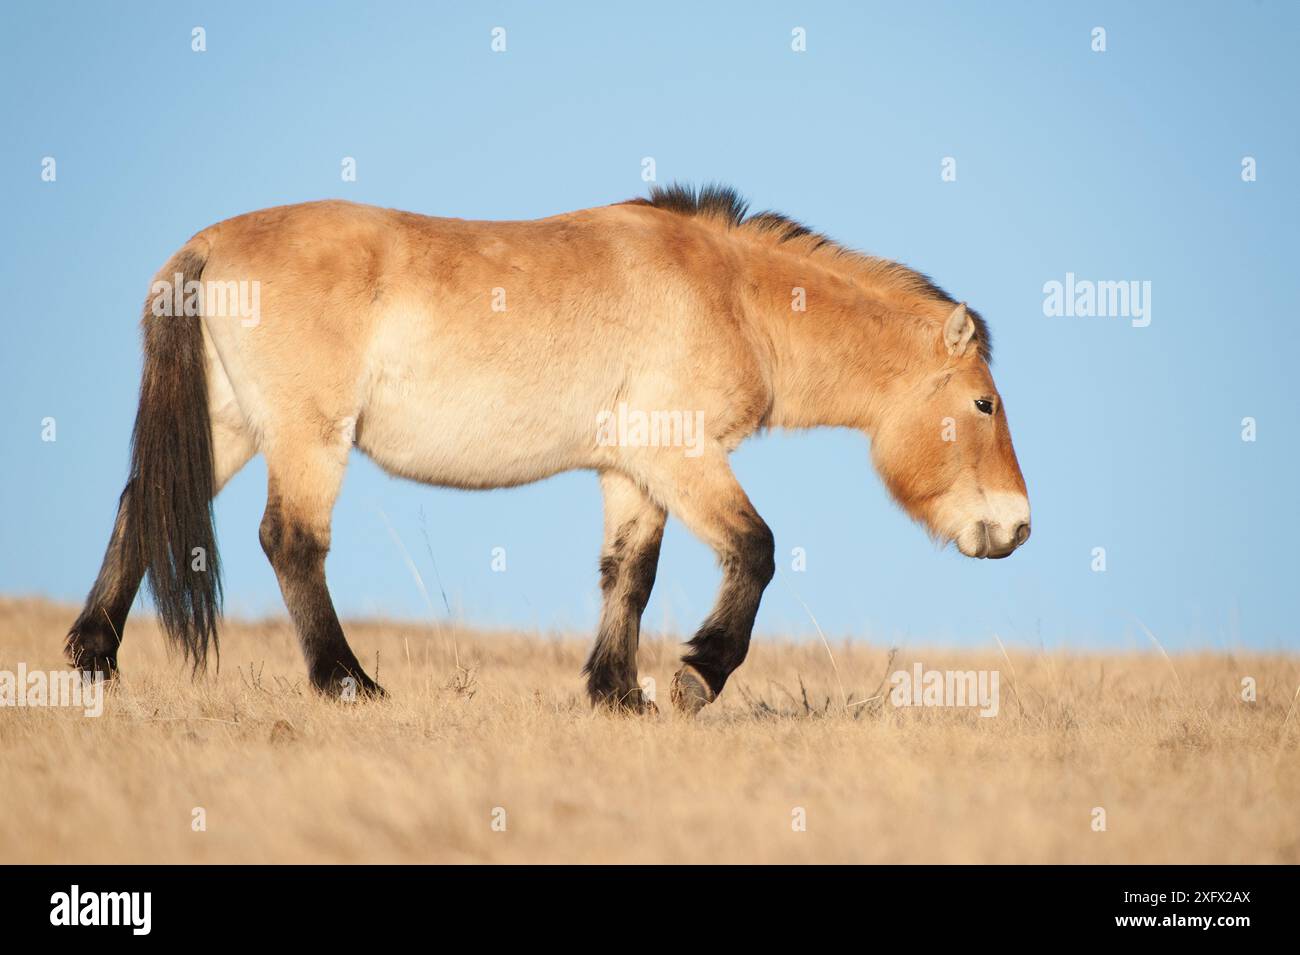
(943, 302, 977, 356)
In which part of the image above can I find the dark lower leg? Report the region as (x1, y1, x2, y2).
(676, 518, 775, 705)
(584, 526, 664, 709)
(583, 473, 666, 710)
(66, 483, 145, 676)
(636, 454, 775, 714)
(259, 498, 382, 698)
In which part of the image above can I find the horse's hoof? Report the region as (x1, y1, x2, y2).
(315, 669, 386, 701)
(75, 658, 118, 685)
(670, 665, 715, 716)
(66, 625, 120, 682)
(592, 687, 658, 715)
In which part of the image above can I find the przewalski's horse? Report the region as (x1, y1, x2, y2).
(66, 184, 1030, 714)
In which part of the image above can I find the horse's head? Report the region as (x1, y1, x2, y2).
(871, 302, 1030, 559)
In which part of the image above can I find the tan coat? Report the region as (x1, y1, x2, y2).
(67, 186, 1029, 712)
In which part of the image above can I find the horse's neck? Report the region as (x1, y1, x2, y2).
(750, 255, 932, 435)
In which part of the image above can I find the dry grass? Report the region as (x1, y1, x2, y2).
(1, 596, 1297, 864)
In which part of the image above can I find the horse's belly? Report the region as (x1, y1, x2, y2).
(355, 375, 586, 490)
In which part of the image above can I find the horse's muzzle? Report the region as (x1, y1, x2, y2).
(964, 520, 1031, 559)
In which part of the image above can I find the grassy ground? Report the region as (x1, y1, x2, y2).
(1, 596, 1297, 864)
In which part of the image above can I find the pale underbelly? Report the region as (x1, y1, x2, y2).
(354, 381, 593, 490)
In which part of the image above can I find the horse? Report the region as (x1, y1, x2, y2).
(65, 183, 1030, 715)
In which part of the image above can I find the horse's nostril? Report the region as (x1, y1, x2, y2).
(1014, 522, 1031, 546)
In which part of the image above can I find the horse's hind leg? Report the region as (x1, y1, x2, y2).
(65, 403, 254, 677)
(583, 471, 666, 711)
(259, 433, 382, 699)
(65, 484, 145, 676)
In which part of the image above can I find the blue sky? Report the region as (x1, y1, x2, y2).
(2, 1, 1296, 651)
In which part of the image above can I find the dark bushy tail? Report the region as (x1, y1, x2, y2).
(129, 244, 222, 670)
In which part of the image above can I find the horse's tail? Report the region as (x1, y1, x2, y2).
(129, 240, 222, 671)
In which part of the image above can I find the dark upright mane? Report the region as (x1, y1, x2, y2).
(628, 182, 992, 362)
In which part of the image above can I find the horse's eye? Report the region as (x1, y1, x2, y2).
(974, 398, 994, 415)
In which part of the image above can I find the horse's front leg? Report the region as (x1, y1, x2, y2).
(583, 471, 666, 711)
(638, 448, 775, 715)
